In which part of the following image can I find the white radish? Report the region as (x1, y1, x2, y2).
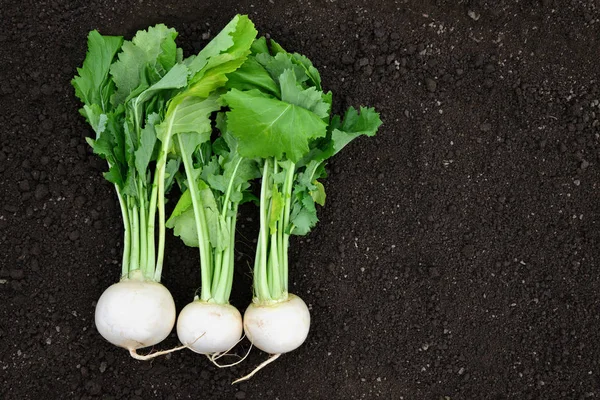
(177, 299, 243, 354)
(243, 293, 310, 354)
(94, 271, 176, 355)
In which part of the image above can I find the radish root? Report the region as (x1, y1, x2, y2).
(128, 345, 186, 360)
(208, 338, 253, 368)
(128, 332, 206, 360)
(232, 353, 281, 384)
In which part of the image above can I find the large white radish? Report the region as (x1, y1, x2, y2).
(94, 271, 177, 358)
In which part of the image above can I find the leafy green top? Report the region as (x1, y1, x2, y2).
(222, 38, 382, 236)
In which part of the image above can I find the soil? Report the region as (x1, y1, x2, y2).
(2, 0, 600, 399)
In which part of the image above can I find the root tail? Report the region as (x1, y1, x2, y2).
(128, 345, 187, 361)
(232, 353, 281, 384)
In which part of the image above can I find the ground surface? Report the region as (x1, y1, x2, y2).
(1, 0, 600, 399)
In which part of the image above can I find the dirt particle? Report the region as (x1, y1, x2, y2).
(69, 230, 80, 241)
(18, 180, 31, 192)
(4, 204, 18, 213)
(461, 244, 475, 258)
(580, 160, 590, 170)
(10, 269, 24, 280)
(34, 184, 49, 200)
(342, 54, 354, 65)
(425, 78, 437, 92)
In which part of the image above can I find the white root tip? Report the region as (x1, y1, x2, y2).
(128, 344, 187, 361)
(232, 353, 281, 384)
(208, 341, 253, 369)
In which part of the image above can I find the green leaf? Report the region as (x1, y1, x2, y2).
(222, 89, 327, 162)
(250, 36, 269, 55)
(103, 164, 124, 187)
(279, 69, 330, 118)
(110, 24, 179, 105)
(172, 95, 220, 137)
(311, 180, 326, 206)
(166, 189, 199, 247)
(256, 52, 306, 85)
(164, 158, 181, 194)
(157, 94, 220, 153)
(81, 104, 108, 137)
(177, 131, 211, 176)
(105, 106, 127, 166)
(290, 189, 318, 236)
(290, 52, 322, 90)
(185, 15, 242, 75)
(72, 30, 123, 111)
(331, 106, 382, 155)
(133, 62, 189, 106)
(197, 180, 230, 252)
(134, 113, 159, 179)
(184, 15, 257, 92)
(167, 187, 193, 223)
(225, 56, 280, 97)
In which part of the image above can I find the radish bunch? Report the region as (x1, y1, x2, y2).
(72, 15, 380, 379)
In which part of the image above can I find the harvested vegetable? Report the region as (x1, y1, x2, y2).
(72, 25, 189, 358)
(222, 38, 382, 380)
(161, 15, 261, 356)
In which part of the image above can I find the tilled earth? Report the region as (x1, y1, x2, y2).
(2, 0, 600, 399)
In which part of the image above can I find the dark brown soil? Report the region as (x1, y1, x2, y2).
(2, 0, 600, 399)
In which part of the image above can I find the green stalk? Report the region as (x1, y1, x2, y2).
(178, 134, 213, 302)
(282, 233, 290, 292)
(137, 180, 148, 277)
(224, 209, 237, 301)
(116, 189, 131, 279)
(269, 160, 282, 299)
(212, 250, 224, 298)
(255, 159, 272, 302)
(154, 108, 177, 281)
(280, 161, 295, 294)
(146, 173, 158, 279)
(213, 209, 237, 304)
(129, 200, 140, 272)
(253, 228, 262, 300)
(269, 230, 281, 299)
(211, 156, 245, 297)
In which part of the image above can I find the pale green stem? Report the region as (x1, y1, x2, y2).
(137, 180, 148, 277)
(281, 161, 295, 293)
(255, 159, 271, 301)
(213, 209, 237, 304)
(129, 201, 140, 272)
(212, 156, 243, 297)
(146, 173, 158, 279)
(269, 160, 282, 299)
(116, 188, 130, 279)
(178, 134, 212, 301)
(154, 108, 176, 281)
(212, 250, 223, 297)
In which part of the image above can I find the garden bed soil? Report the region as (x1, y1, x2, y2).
(1, 0, 600, 399)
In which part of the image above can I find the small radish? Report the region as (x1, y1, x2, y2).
(243, 294, 310, 354)
(176, 299, 243, 354)
(95, 270, 177, 358)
